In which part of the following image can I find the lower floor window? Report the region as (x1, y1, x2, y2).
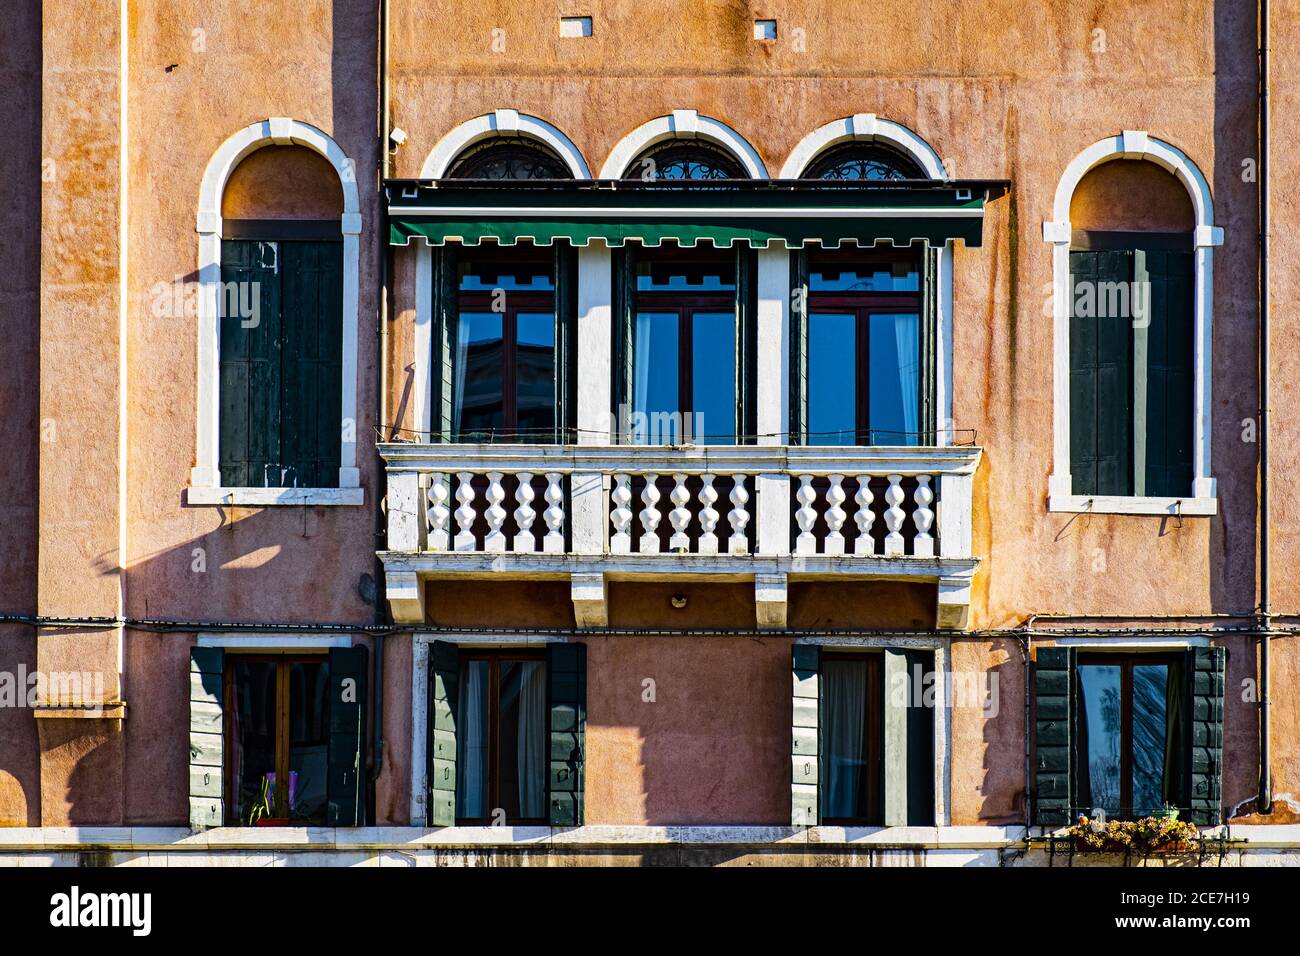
(456, 652, 549, 824)
(227, 656, 331, 826)
(821, 653, 884, 824)
(1076, 654, 1186, 819)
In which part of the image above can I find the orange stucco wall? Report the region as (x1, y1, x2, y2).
(1, 0, 1296, 830)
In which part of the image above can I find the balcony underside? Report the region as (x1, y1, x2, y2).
(379, 551, 978, 630)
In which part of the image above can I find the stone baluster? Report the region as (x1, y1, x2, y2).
(483, 472, 507, 552)
(883, 473, 906, 556)
(913, 475, 935, 557)
(794, 474, 818, 554)
(823, 474, 846, 555)
(610, 473, 634, 554)
(727, 475, 750, 555)
(543, 473, 566, 553)
(639, 474, 662, 554)
(668, 474, 692, 552)
(512, 472, 537, 552)
(453, 472, 477, 551)
(427, 472, 450, 552)
(853, 477, 876, 556)
(697, 474, 720, 555)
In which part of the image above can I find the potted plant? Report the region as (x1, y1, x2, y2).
(1068, 814, 1198, 854)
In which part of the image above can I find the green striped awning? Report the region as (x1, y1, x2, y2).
(385, 180, 1006, 249)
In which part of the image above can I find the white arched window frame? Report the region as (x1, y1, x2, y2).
(420, 109, 592, 179)
(598, 110, 768, 178)
(1043, 131, 1222, 516)
(779, 114, 957, 445)
(189, 118, 364, 506)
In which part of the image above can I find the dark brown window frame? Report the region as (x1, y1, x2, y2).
(222, 652, 330, 826)
(803, 246, 925, 445)
(1074, 652, 1184, 820)
(454, 648, 548, 827)
(819, 651, 885, 827)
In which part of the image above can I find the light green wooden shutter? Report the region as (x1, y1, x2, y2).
(1187, 645, 1225, 826)
(791, 644, 820, 826)
(548, 641, 587, 826)
(1034, 646, 1075, 826)
(428, 640, 459, 826)
(327, 645, 368, 826)
(189, 646, 224, 830)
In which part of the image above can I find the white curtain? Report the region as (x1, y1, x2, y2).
(893, 313, 919, 440)
(516, 662, 548, 818)
(823, 660, 867, 819)
(452, 314, 471, 436)
(456, 661, 488, 819)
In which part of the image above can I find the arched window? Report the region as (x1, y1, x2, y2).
(803, 142, 924, 181)
(624, 141, 747, 181)
(445, 138, 572, 179)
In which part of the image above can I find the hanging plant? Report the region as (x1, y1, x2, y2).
(1067, 814, 1199, 854)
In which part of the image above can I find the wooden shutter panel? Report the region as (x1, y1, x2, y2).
(1069, 249, 1133, 496)
(433, 247, 459, 440)
(547, 641, 587, 826)
(1186, 645, 1225, 826)
(428, 640, 459, 826)
(189, 646, 224, 830)
(788, 250, 809, 445)
(611, 246, 636, 440)
(1140, 249, 1195, 497)
(791, 644, 820, 826)
(1034, 645, 1075, 826)
(326, 644, 368, 826)
(279, 240, 343, 488)
(219, 239, 282, 487)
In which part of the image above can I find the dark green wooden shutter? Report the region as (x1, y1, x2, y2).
(1034, 645, 1075, 826)
(920, 246, 939, 444)
(433, 247, 459, 441)
(220, 239, 282, 488)
(788, 250, 809, 445)
(326, 644, 368, 826)
(1140, 249, 1194, 497)
(791, 643, 820, 826)
(279, 241, 343, 488)
(189, 646, 224, 830)
(904, 649, 935, 826)
(736, 247, 758, 444)
(1186, 645, 1225, 826)
(1069, 249, 1133, 496)
(428, 640, 459, 826)
(547, 641, 586, 826)
(554, 243, 578, 442)
(611, 246, 636, 442)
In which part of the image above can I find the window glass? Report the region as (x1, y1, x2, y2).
(632, 312, 680, 444)
(691, 312, 737, 444)
(456, 660, 491, 820)
(1078, 663, 1123, 818)
(516, 312, 557, 435)
(867, 313, 920, 445)
(232, 660, 278, 825)
(808, 312, 856, 445)
(809, 261, 919, 293)
(458, 259, 555, 292)
(287, 661, 329, 822)
(1132, 663, 1170, 816)
(454, 312, 506, 436)
(636, 258, 736, 292)
(446, 139, 571, 180)
(626, 143, 745, 181)
(805, 143, 925, 181)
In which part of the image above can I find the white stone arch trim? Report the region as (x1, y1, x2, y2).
(420, 109, 591, 179)
(780, 116, 954, 443)
(190, 117, 364, 506)
(597, 110, 768, 179)
(1043, 131, 1223, 516)
(778, 113, 947, 180)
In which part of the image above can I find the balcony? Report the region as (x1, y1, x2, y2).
(379, 443, 981, 629)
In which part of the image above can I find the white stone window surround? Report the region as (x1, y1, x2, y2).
(1043, 131, 1223, 517)
(794, 634, 952, 827)
(195, 632, 355, 651)
(598, 109, 768, 179)
(408, 632, 568, 826)
(190, 118, 364, 508)
(420, 109, 592, 179)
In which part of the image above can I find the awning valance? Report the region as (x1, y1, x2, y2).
(385, 179, 1008, 249)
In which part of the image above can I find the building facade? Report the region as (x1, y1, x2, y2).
(0, 0, 1297, 865)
